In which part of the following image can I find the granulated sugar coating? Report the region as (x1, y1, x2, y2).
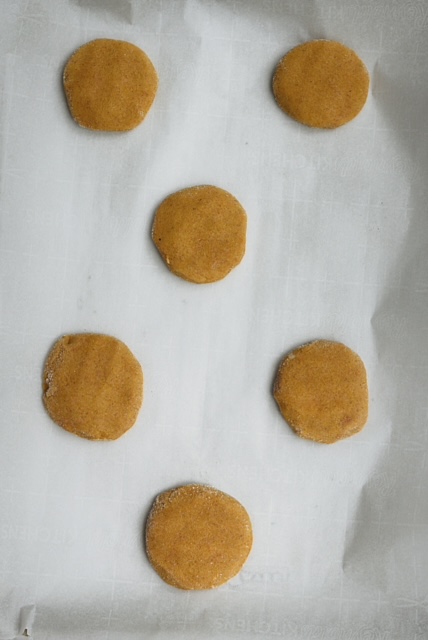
(63, 39, 158, 131)
(43, 333, 143, 440)
(272, 40, 369, 129)
(273, 340, 369, 444)
(145, 484, 253, 590)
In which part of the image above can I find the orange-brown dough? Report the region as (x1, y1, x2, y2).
(43, 333, 143, 440)
(63, 39, 158, 131)
(272, 40, 369, 128)
(145, 484, 253, 590)
(273, 340, 368, 444)
(152, 185, 247, 284)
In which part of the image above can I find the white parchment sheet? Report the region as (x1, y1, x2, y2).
(1, 0, 428, 638)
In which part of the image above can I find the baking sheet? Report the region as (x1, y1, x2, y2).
(1, 0, 428, 638)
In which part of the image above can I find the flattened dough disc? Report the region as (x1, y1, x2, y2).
(43, 333, 143, 440)
(63, 39, 158, 131)
(273, 40, 369, 128)
(145, 484, 253, 589)
(152, 185, 247, 284)
(274, 340, 368, 444)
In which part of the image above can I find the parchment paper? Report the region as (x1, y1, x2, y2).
(1, 1, 428, 638)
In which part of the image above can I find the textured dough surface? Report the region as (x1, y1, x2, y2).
(63, 39, 158, 131)
(273, 40, 369, 129)
(43, 333, 143, 440)
(145, 484, 253, 590)
(274, 340, 368, 444)
(152, 185, 247, 284)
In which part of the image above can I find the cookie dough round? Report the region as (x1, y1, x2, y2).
(152, 185, 247, 284)
(63, 39, 158, 131)
(272, 40, 369, 128)
(43, 333, 143, 440)
(273, 340, 368, 444)
(145, 484, 253, 590)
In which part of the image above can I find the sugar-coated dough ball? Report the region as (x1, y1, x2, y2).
(274, 340, 368, 444)
(43, 333, 143, 440)
(63, 39, 158, 131)
(273, 40, 369, 128)
(145, 484, 253, 590)
(152, 185, 247, 284)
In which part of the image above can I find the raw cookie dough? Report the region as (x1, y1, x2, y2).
(145, 484, 253, 590)
(63, 39, 158, 131)
(152, 185, 247, 284)
(43, 333, 143, 440)
(273, 340, 368, 444)
(272, 40, 369, 129)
